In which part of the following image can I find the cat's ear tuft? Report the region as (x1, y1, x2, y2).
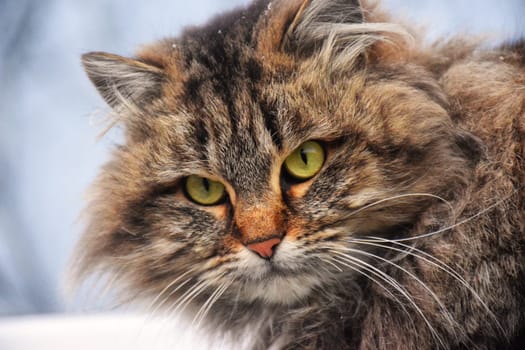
(258, 0, 411, 69)
(82, 52, 165, 109)
(258, 0, 363, 55)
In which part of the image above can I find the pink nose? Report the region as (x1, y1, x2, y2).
(246, 238, 281, 259)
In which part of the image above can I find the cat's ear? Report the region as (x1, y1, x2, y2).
(286, 0, 364, 50)
(258, 0, 363, 56)
(82, 52, 165, 109)
(258, 0, 409, 68)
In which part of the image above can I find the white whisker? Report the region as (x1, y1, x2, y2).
(330, 250, 446, 348)
(322, 257, 344, 272)
(146, 269, 196, 314)
(347, 192, 454, 220)
(149, 277, 194, 316)
(164, 279, 208, 317)
(336, 247, 457, 329)
(351, 237, 504, 334)
(328, 257, 416, 327)
(192, 280, 232, 329)
(385, 190, 518, 243)
(169, 273, 227, 318)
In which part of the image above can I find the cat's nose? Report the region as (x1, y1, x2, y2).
(246, 237, 281, 259)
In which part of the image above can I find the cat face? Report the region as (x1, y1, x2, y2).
(77, 0, 479, 312)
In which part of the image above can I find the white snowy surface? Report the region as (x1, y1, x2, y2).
(0, 313, 228, 350)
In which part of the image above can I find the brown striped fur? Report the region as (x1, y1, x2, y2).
(75, 0, 525, 349)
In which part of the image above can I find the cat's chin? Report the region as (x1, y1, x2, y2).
(241, 273, 320, 305)
(233, 240, 324, 305)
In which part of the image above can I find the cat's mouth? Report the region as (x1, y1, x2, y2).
(231, 240, 329, 305)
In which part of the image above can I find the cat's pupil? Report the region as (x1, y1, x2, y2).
(300, 148, 308, 165)
(203, 178, 210, 192)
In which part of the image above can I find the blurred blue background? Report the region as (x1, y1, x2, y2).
(1, 0, 523, 316)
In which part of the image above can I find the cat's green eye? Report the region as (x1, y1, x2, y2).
(284, 141, 325, 180)
(184, 175, 226, 205)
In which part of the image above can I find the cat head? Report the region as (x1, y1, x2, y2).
(76, 0, 481, 314)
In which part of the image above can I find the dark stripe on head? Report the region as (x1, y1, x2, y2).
(192, 118, 209, 160)
(260, 100, 283, 149)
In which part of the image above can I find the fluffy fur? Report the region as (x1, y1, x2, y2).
(74, 0, 525, 349)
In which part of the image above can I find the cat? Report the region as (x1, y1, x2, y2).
(73, 0, 525, 349)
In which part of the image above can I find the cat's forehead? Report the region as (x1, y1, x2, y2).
(141, 1, 449, 196)
(160, 26, 293, 194)
(174, 83, 279, 197)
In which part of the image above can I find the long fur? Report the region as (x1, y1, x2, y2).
(73, 0, 525, 349)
